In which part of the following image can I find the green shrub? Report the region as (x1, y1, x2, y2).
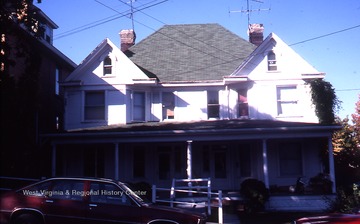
(240, 179, 269, 213)
(329, 184, 360, 213)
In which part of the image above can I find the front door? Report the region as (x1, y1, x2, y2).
(156, 145, 186, 187)
(202, 145, 231, 190)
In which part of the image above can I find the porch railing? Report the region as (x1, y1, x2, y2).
(152, 178, 224, 224)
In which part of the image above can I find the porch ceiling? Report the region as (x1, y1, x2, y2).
(42, 120, 341, 145)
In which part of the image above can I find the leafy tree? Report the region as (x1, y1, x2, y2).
(332, 95, 360, 187)
(352, 94, 360, 143)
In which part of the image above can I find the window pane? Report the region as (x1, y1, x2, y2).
(86, 92, 105, 105)
(277, 86, 297, 116)
(279, 143, 302, 176)
(51, 180, 84, 201)
(89, 182, 131, 205)
(103, 56, 112, 75)
(163, 92, 175, 120)
(207, 91, 219, 119)
(85, 91, 105, 120)
(207, 91, 219, 104)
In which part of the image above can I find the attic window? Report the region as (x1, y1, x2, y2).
(103, 56, 112, 75)
(267, 51, 277, 71)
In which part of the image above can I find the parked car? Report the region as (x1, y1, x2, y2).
(0, 177, 207, 224)
(294, 213, 360, 224)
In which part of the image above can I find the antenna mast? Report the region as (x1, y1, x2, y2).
(129, 0, 135, 31)
(229, 0, 270, 28)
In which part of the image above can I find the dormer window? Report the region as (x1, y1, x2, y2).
(103, 56, 112, 75)
(267, 51, 277, 71)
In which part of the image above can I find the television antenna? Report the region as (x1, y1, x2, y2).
(128, 0, 136, 31)
(229, 0, 271, 28)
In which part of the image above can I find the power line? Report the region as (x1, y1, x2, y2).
(120, 1, 246, 62)
(290, 24, 360, 46)
(53, 0, 166, 40)
(336, 89, 360, 92)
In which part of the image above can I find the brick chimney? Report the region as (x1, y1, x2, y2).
(248, 24, 264, 46)
(120, 29, 136, 52)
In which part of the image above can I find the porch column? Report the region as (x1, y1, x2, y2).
(114, 143, 119, 180)
(186, 140, 193, 180)
(262, 139, 270, 189)
(328, 136, 336, 193)
(51, 144, 56, 177)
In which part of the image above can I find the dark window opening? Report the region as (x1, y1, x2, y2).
(267, 51, 277, 71)
(103, 56, 112, 75)
(207, 91, 219, 119)
(85, 91, 105, 120)
(238, 89, 249, 117)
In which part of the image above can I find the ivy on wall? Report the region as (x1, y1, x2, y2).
(306, 79, 341, 124)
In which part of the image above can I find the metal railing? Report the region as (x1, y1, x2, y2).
(151, 178, 224, 224)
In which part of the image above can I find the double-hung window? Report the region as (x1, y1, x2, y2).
(84, 91, 105, 120)
(277, 86, 298, 116)
(162, 92, 175, 120)
(267, 51, 277, 71)
(103, 56, 112, 75)
(238, 89, 249, 117)
(207, 91, 219, 119)
(279, 143, 303, 176)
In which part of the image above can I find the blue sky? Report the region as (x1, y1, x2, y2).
(37, 0, 360, 120)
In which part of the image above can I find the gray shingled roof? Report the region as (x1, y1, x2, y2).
(126, 24, 256, 82)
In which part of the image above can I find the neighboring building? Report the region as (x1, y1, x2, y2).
(1, 3, 76, 177)
(45, 24, 340, 211)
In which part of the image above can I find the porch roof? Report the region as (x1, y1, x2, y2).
(43, 120, 341, 145)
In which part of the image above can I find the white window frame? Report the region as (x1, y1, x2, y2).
(276, 85, 298, 116)
(103, 56, 112, 76)
(267, 51, 277, 71)
(207, 91, 220, 119)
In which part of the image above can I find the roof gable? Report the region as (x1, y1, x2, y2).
(231, 33, 323, 79)
(65, 38, 148, 85)
(127, 24, 257, 82)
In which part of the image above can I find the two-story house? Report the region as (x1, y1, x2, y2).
(44, 24, 340, 211)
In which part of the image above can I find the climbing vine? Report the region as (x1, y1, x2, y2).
(306, 79, 341, 124)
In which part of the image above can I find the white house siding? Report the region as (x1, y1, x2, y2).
(151, 91, 162, 121)
(107, 89, 127, 125)
(175, 91, 208, 121)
